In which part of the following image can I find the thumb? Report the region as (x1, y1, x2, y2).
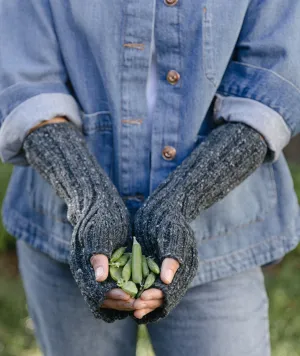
(90, 254, 109, 282)
(160, 257, 180, 285)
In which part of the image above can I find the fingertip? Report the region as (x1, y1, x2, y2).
(106, 289, 131, 301)
(160, 273, 171, 285)
(140, 289, 164, 301)
(91, 254, 109, 282)
(160, 258, 180, 284)
(134, 310, 144, 319)
(96, 269, 108, 282)
(134, 308, 154, 319)
(160, 268, 175, 284)
(162, 257, 180, 271)
(90, 254, 109, 267)
(133, 310, 141, 319)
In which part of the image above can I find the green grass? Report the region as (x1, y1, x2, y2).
(0, 253, 39, 356)
(0, 163, 14, 251)
(1, 162, 300, 355)
(266, 257, 300, 356)
(264, 163, 300, 355)
(290, 164, 300, 197)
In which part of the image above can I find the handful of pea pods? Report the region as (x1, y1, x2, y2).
(108, 236, 160, 298)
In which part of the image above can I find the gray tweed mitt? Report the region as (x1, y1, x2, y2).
(23, 122, 131, 323)
(134, 122, 268, 324)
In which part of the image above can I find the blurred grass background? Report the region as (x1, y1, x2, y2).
(1, 161, 300, 356)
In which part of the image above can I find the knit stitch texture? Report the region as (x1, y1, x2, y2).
(23, 122, 131, 322)
(134, 122, 268, 324)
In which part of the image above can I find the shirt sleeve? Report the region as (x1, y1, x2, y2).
(213, 94, 291, 162)
(0, 1, 82, 165)
(217, 0, 300, 157)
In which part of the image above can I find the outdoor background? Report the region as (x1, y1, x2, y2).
(1, 138, 300, 356)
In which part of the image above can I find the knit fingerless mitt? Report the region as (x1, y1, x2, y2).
(23, 122, 131, 322)
(134, 122, 268, 323)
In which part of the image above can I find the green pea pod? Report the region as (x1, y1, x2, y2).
(142, 255, 149, 278)
(144, 272, 156, 290)
(132, 236, 143, 285)
(110, 253, 130, 268)
(120, 281, 138, 298)
(109, 266, 123, 282)
(147, 257, 160, 275)
(122, 258, 132, 282)
(110, 247, 126, 263)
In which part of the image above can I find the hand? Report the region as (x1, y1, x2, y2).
(133, 207, 199, 323)
(90, 254, 135, 312)
(24, 120, 132, 323)
(133, 258, 179, 319)
(70, 205, 131, 322)
(91, 255, 179, 316)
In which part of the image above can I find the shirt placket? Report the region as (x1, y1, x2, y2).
(150, 0, 182, 192)
(120, 0, 156, 206)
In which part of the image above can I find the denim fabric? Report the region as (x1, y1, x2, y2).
(214, 95, 291, 161)
(0, 93, 82, 164)
(1, 1, 300, 285)
(17, 240, 271, 356)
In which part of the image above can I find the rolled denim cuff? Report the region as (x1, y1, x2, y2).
(218, 61, 300, 138)
(0, 93, 82, 165)
(213, 94, 291, 162)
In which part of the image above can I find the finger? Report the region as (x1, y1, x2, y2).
(106, 289, 131, 301)
(134, 298, 163, 310)
(90, 254, 109, 282)
(160, 258, 180, 284)
(140, 288, 164, 301)
(101, 298, 135, 311)
(134, 308, 155, 319)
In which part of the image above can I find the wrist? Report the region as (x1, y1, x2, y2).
(27, 116, 69, 136)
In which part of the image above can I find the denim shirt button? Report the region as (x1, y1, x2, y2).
(164, 0, 178, 6)
(167, 70, 180, 85)
(162, 146, 176, 160)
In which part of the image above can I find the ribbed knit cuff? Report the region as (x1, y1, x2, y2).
(133, 211, 199, 324)
(23, 122, 131, 322)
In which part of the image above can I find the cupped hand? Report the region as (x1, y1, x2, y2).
(133, 257, 179, 319)
(90, 254, 135, 311)
(91, 255, 179, 315)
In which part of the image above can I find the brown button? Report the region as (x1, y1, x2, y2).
(162, 146, 176, 161)
(164, 0, 178, 6)
(167, 70, 180, 85)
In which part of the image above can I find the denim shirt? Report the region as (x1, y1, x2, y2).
(1, 0, 300, 286)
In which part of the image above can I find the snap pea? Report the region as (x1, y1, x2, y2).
(110, 247, 126, 263)
(109, 266, 122, 282)
(142, 255, 149, 278)
(147, 257, 160, 275)
(132, 236, 143, 285)
(120, 281, 138, 298)
(144, 272, 156, 290)
(110, 253, 130, 268)
(122, 257, 132, 282)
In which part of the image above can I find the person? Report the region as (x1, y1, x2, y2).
(0, 1, 300, 355)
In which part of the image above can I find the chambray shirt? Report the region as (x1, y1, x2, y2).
(1, 0, 300, 286)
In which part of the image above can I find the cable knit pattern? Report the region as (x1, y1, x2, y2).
(134, 122, 268, 324)
(23, 122, 131, 322)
